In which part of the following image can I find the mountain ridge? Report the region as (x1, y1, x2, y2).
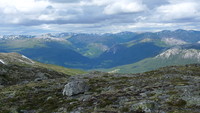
(1, 29, 200, 72)
(102, 46, 200, 73)
(0, 52, 85, 76)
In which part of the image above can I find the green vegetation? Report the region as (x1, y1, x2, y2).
(101, 53, 200, 74)
(0, 52, 86, 76)
(79, 43, 107, 58)
(0, 64, 200, 112)
(36, 62, 86, 76)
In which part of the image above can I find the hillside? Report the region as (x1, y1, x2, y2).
(0, 63, 200, 112)
(103, 47, 200, 73)
(0, 52, 85, 75)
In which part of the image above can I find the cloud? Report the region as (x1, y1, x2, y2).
(0, 0, 49, 13)
(155, 2, 200, 21)
(0, 0, 50, 24)
(142, 0, 169, 9)
(103, 0, 147, 15)
(48, 0, 80, 3)
(0, 0, 200, 34)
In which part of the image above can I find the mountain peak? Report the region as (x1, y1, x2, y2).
(162, 38, 187, 46)
(175, 29, 186, 32)
(156, 48, 200, 60)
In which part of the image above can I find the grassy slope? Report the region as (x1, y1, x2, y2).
(101, 56, 200, 74)
(35, 62, 86, 76)
(0, 52, 86, 76)
(10, 61, 86, 76)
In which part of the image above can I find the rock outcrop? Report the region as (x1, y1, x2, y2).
(0, 64, 69, 86)
(63, 80, 89, 96)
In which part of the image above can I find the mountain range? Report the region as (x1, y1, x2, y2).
(0, 52, 85, 76)
(1, 29, 200, 73)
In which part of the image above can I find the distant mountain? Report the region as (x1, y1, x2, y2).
(0, 29, 200, 72)
(135, 29, 200, 43)
(94, 42, 164, 68)
(103, 46, 200, 73)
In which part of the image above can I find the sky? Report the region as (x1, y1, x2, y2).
(0, 0, 200, 35)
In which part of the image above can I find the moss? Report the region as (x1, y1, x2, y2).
(67, 102, 80, 112)
(112, 76, 130, 80)
(65, 99, 78, 103)
(114, 84, 128, 89)
(169, 110, 200, 113)
(170, 77, 189, 86)
(88, 77, 108, 85)
(0, 110, 10, 113)
(166, 97, 187, 107)
(88, 77, 109, 93)
(97, 95, 118, 108)
(166, 91, 179, 95)
(0, 78, 68, 113)
(121, 106, 130, 112)
(98, 100, 113, 108)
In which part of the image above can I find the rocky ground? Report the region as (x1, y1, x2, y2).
(0, 64, 200, 113)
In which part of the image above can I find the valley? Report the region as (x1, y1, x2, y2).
(1, 29, 200, 73)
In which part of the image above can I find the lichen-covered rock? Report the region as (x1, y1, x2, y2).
(63, 80, 89, 96)
(131, 100, 156, 113)
(0, 85, 4, 88)
(166, 95, 187, 107)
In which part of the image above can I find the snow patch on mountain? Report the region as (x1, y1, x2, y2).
(156, 48, 200, 61)
(108, 69, 120, 73)
(0, 35, 33, 40)
(156, 48, 180, 58)
(0, 53, 35, 65)
(182, 49, 200, 59)
(162, 38, 187, 46)
(21, 55, 35, 64)
(35, 33, 66, 41)
(0, 59, 5, 64)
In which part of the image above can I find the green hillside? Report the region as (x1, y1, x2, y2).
(101, 48, 200, 73)
(35, 62, 86, 76)
(0, 52, 86, 76)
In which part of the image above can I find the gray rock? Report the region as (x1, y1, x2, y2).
(62, 80, 89, 96)
(78, 95, 92, 101)
(131, 100, 155, 113)
(0, 85, 4, 88)
(34, 78, 43, 82)
(36, 72, 48, 79)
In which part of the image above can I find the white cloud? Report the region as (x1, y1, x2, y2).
(155, 2, 200, 21)
(0, 0, 49, 13)
(81, 0, 111, 6)
(0, 0, 50, 24)
(0, 0, 200, 34)
(103, 0, 147, 15)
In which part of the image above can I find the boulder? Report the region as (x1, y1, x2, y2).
(62, 80, 89, 96)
